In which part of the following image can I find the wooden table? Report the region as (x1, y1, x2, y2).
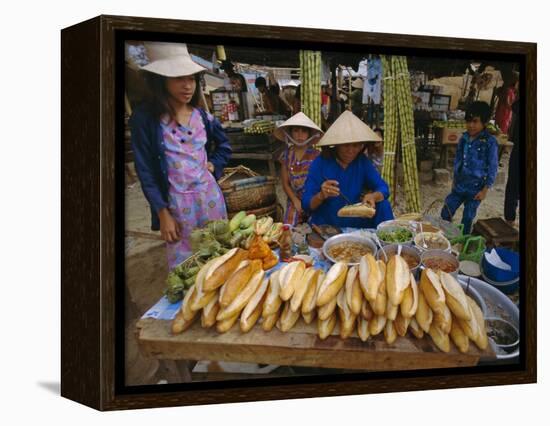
(137, 317, 495, 372)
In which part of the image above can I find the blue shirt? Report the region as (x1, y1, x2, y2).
(453, 129, 498, 192)
(302, 154, 391, 228)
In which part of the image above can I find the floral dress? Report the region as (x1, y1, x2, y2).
(161, 109, 227, 269)
(279, 146, 319, 226)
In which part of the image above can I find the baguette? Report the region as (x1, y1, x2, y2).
(400, 272, 419, 319)
(415, 288, 433, 333)
(278, 301, 301, 332)
(384, 320, 398, 344)
(261, 310, 280, 331)
(438, 271, 471, 321)
(291, 267, 319, 312)
(219, 259, 262, 307)
(359, 253, 382, 302)
(345, 265, 363, 316)
(242, 277, 269, 321)
(450, 316, 470, 353)
(419, 268, 446, 315)
(337, 289, 356, 339)
(201, 297, 220, 329)
(433, 303, 452, 334)
(204, 248, 248, 291)
(317, 262, 348, 306)
(262, 269, 283, 317)
(216, 269, 264, 321)
(318, 292, 338, 320)
(216, 312, 239, 333)
(189, 257, 217, 311)
(302, 270, 325, 314)
(181, 285, 198, 322)
(279, 261, 306, 301)
(357, 317, 370, 342)
(337, 202, 376, 218)
(172, 288, 198, 335)
(361, 298, 374, 321)
(408, 318, 424, 339)
(317, 312, 337, 340)
(427, 323, 451, 352)
(302, 310, 316, 325)
(386, 254, 410, 306)
(467, 296, 488, 350)
(372, 265, 387, 316)
(240, 297, 264, 333)
(386, 299, 399, 321)
(394, 311, 411, 337)
(369, 315, 386, 336)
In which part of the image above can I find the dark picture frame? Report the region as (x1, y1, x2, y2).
(61, 15, 536, 411)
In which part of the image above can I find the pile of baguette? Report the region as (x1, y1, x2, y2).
(172, 251, 488, 354)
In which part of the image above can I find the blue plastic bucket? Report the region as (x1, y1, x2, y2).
(481, 248, 519, 283)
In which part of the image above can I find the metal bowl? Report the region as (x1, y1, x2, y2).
(375, 225, 414, 246)
(485, 316, 520, 350)
(420, 249, 460, 277)
(322, 234, 377, 266)
(376, 244, 421, 277)
(415, 232, 451, 253)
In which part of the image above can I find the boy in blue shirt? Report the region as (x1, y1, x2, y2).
(441, 101, 498, 234)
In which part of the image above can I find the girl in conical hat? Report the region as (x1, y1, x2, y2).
(302, 111, 394, 228)
(130, 41, 232, 270)
(273, 112, 324, 226)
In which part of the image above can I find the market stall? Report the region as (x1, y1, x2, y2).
(136, 212, 520, 380)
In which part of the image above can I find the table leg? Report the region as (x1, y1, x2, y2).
(160, 360, 197, 383)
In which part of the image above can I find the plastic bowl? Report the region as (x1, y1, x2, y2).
(481, 248, 519, 283)
(481, 269, 519, 295)
(322, 234, 377, 266)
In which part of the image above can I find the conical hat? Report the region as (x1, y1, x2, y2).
(140, 42, 206, 77)
(317, 110, 382, 146)
(273, 112, 324, 141)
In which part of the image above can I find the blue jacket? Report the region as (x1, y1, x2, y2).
(129, 104, 232, 231)
(453, 129, 498, 193)
(302, 154, 391, 228)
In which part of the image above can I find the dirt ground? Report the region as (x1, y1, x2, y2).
(124, 150, 518, 385)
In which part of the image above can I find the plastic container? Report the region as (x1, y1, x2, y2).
(459, 236, 486, 263)
(481, 270, 519, 295)
(481, 248, 520, 283)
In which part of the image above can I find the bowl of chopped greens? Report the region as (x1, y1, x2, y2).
(376, 226, 414, 246)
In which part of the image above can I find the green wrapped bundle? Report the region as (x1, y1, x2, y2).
(165, 272, 185, 303)
(206, 219, 229, 236)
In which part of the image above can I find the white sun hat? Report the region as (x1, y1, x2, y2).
(140, 42, 206, 77)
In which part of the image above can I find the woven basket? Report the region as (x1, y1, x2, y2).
(227, 202, 283, 222)
(219, 165, 277, 213)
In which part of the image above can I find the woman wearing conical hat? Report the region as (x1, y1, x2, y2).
(302, 110, 394, 228)
(274, 112, 323, 226)
(129, 42, 232, 269)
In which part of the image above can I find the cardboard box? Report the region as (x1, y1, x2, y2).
(441, 127, 465, 145)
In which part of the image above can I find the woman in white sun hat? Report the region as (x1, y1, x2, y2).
(273, 112, 324, 225)
(302, 110, 394, 228)
(130, 42, 232, 270)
